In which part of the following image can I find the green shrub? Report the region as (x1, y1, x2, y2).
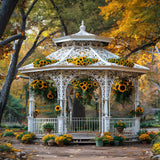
(8, 124, 25, 129)
(21, 133, 36, 144)
(137, 129, 147, 136)
(42, 134, 57, 144)
(1, 130, 15, 137)
(16, 131, 30, 140)
(0, 144, 12, 152)
(16, 131, 36, 144)
(22, 125, 28, 130)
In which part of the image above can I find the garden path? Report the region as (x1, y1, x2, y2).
(12, 142, 152, 160)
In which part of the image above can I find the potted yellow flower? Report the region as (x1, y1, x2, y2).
(114, 120, 126, 134)
(55, 136, 66, 146)
(113, 135, 126, 146)
(103, 135, 113, 146)
(42, 134, 57, 146)
(42, 122, 54, 134)
(138, 133, 151, 144)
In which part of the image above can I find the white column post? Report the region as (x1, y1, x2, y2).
(64, 98, 67, 134)
(103, 71, 110, 132)
(134, 76, 140, 134)
(134, 117, 141, 134)
(135, 77, 139, 110)
(58, 72, 64, 135)
(58, 116, 64, 135)
(28, 78, 35, 133)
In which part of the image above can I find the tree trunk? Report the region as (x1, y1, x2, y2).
(0, 40, 22, 125)
(0, 0, 18, 38)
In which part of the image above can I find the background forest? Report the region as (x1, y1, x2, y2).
(0, 0, 159, 124)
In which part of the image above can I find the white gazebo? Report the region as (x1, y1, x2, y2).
(19, 21, 149, 136)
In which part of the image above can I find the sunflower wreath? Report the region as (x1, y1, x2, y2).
(33, 58, 59, 67)
(30, 79, 57, 103)
(71, 78, 98, 105)
(66, 56, 98, 66)
(108, 58, 134, 67)
(112, 78, 134, 103)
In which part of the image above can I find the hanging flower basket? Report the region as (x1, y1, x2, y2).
(46, 127, 52, 134)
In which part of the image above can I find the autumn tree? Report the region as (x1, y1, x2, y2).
(0, 0, 60, 125)
(99, 0, 160, 109)
(99, 0, 160, 58)
(0, 0, 112, 124)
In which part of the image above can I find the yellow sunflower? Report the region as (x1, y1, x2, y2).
(72, 79, 77, 85)
(43, 82, 48, 88)
(88, 84, 92, 88)
(83, 81, 87, 85)
(32, 84, 36, 89)
(38, 83, 43, 89)
(79, 82, 84, 87)
(47, 91, 54, 99)
(76, 92, 79, 98)
(39, 60, 44, 65)
(81, 58, 84, 61)
(118, 84, 126, 92)
(33, 79, 39, 84)
(55, 105, 61, 111)
(81, 85, 88, 91)
(93, 82, 98, 86)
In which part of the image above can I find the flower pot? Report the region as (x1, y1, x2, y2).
(58, 141, 64, 147)
(141, 140, 147, 144)
(46, 128, 52, 134)
(33, 112, 37, 118)
(136, 114, 142, 117)
(104, 143, 110, 147)
(48, 139, 55, 146)
(114, 140, 120, 146)
(116, 127, 124, 134)
(95, 141, 103, 147)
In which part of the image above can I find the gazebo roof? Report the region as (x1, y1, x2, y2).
(19, 21, 149, 74)
(54, 21, 112, 45)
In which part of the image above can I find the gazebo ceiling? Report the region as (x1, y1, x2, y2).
(19, 21, 149, 74)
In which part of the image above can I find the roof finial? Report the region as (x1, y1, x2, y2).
(80, 20, 86, 31)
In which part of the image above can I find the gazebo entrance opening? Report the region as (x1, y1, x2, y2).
(65, 75, 102, 133)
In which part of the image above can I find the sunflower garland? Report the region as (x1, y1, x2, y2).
(30, 79, 57, 103)
(71, 78, 98, 105)
(33, 58, 59, 67)
(66, 56, 98, 66)
(108, 58, 134, 67)
(112, 78, 134, 103)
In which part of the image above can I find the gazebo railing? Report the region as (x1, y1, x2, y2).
(32, 117, 137, 135)
(109, 117, 136, 135)
(67, 117, 101, 133)
(33, 118, 58, 134)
